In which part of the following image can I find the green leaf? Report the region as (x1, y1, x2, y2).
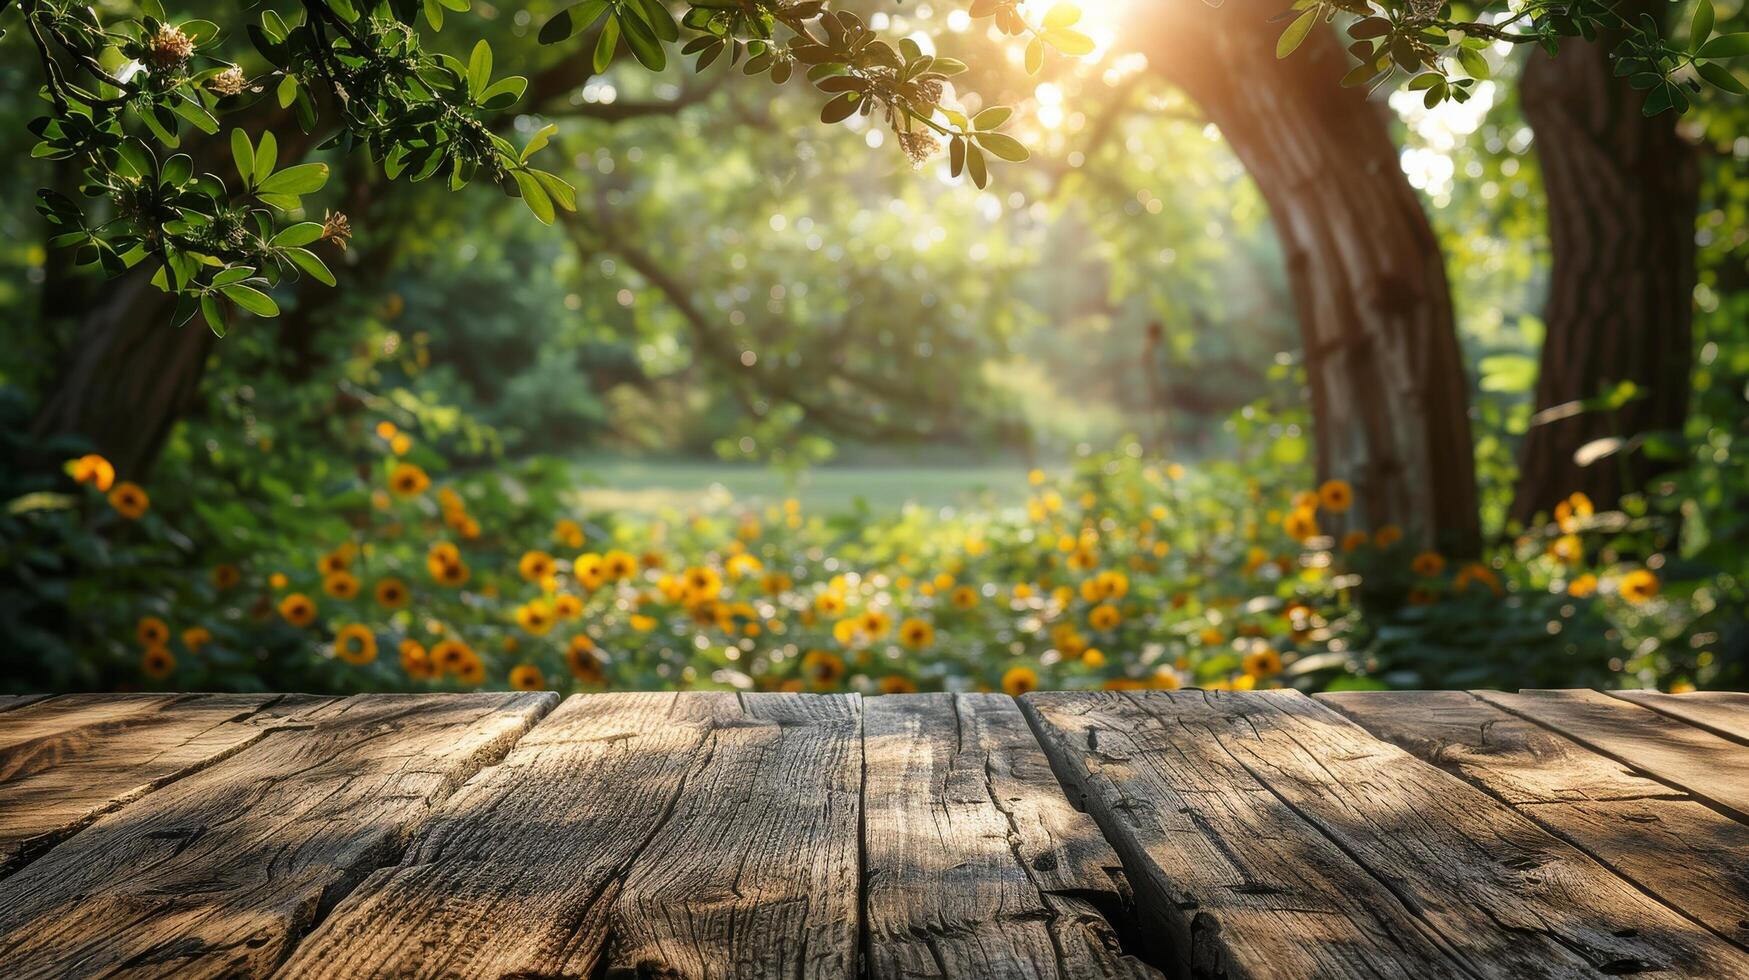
(1043, 3, 1081, 28)
(1697, 33, 1749, 58)
(618, 10, 667, 71)
(539, 0, 610, 44)
(256, 130, 278, 180)
(971, 106, 1012, 130)
(284, 246, 336, 285)
(593, 16, 620, 72)
(211, 265, 256, 287)
(975, 132, 1028, 162)
(171, 95, 219, 134)
(270, 221, 324, 247)
(231, 130, 254, 185)
(521, 122, 559, 162)
(201, 293, 225, 336)
(1456, 46, 1489, 80)
(221, 283, 278, 317)
(1691, 0, 1715, 49)
(468, 39, 493, 96)
(478, 76, 528, 110)
(513, 170, 555, 224)
(256, 163, 329, 196)
(1697, 60, 1748, 94)
(532, 169, 577, 212)
(1278, 7, 1318, 57)
(820, 92, 858, 124)
(966, 144, 988, 188)
(1042, 27, 1094, 56)
(277, 74, 299, 108)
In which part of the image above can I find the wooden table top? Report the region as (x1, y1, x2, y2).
(0, 689, 1744, 978)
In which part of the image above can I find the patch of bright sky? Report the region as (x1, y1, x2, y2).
(1390, 34, 1522, 204)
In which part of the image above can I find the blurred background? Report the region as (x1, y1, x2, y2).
(3, 0, 1746, 695)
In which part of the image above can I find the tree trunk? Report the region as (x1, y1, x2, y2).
(1137, 1, 1481, 553)
(28, 277, 204, 478)
(1511, 10, 1699, 526)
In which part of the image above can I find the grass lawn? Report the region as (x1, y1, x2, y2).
(569, 457, 1048, 514)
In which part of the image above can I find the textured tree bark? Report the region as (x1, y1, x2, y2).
(1137, 1, 1481, 553)
(1511, 11, 1699, 525)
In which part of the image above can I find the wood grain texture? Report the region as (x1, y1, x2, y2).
(279, 691, 863, 979)
(1480, 688, 1749, 822)
(0, 693, 317, 876)
(1028, 689, 1749, 978)
(0, 695, 51, 714)
(863, 693, 1161, 980)
(1610, 689, 1749, 744)
(0, 692, 554, 979)
(1323, 689, 1749, 948)
(1022, 690, 1475, 979)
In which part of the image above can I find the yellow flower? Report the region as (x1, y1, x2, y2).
(1002, 666, 1040, 696)
(553, 593, 583, 619)
(726, 552, 764, 580)
(630, 614, 658, 631)
(899, 617, 935, 650)
(515, 600, 556, 636)
(1028, 468, 1046, 486)
(141, 647, 176, 680)
(1618, 568, 1660, 604)
(374, 577, 410, 608)
(456, 653, 486, 686)
(1410, 551, 1447, 577)
(431, 639, 472, 674)
(1554, 492, 1595, 533)
(108, 482, 150, 519)
(375, 420, 398, 440)
(323, 571, 360, 600)
(554, 518, 585, 549)
(1669, 680, 1696, 694)
(211, 564, 241, 590)
(334, 624, 378, 665)
(604, 549, 640, 580)
(879, 675, 919, 694)
(509, 664, 547, 691)
(181, 626, 212, 653)
(390, 433, 412, 456)
(950, 585, 979, 610)
(279, 593, 318, 627)
(681, 566, 721, 601)
(1317, 479, 1353, 513)
(269, 572, 289, 590)
(1088, 603, 1122, 631)
(1282, 507, 1319, 542)
(388, 462, 430, 497)
(1567, 573, 1599, 598)
(68, 453, 116, 491)
(1149, 668, 1182, 690)
(137, 616, 170, 648)
(1340, 530, 1369, 553)
(1373, 524, 1403, 548)
(567, 636, 606, 684)
(1548, 534, 1584, 565)
(1082, 648, 1106, 668)
(1454, 562, 1503, 596)
(519, 550, 556, 583)
(399, 639, 436, 679)
(318, 550, 351, 575)
(815, 591, 847, 616)
(1242, 647, 1283, 678)
(801, 650, 846, 688)
(859, 609, 892, 639)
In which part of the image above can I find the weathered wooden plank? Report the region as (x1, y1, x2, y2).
(862, 693, 1160, 980)
(1022, 690, 1475, 979)
(1610, 689, 1749, 744)
(278, 691, 863, 979)
(0, 695, 51, 714)
(0, 692, 554, 979)
(1323, 690, 1749, 948)
(1480, 688, 1749, 822)
(0, 693, 317, 876)
(1029, 690, 1749, 978)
